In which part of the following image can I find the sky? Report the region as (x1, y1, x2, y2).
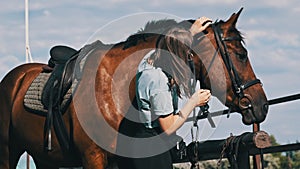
(1, 0, 300, 168)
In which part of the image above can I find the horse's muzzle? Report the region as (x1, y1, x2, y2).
(241, 100, 268, 125)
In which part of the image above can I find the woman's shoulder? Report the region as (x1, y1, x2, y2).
(141, 68, 167, 80)
(142, 67, 163, 74)
(139, 68, 170, 95)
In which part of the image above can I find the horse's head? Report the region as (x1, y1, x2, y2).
(191, 8, 268, 125)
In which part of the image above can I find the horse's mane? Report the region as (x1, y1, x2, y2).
(138, 19, 178, 34)
(122, 19, 179, 49)
(121, 18, 244, 49)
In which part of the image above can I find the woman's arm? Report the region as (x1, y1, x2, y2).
(158, 89, 211, 135)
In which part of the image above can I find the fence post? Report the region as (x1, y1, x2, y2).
(236, 143, 250, 169)
(26, 153, 30, 169)
(253, 123, 261, 169)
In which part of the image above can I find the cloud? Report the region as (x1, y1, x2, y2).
(247, 31, 300, 74)
(175, 0, 239, 5)
(0, 55, 22, 79)
(247, 29, 300, 47)
(0, 1, 24, 13)
(260, 0, 300, 8)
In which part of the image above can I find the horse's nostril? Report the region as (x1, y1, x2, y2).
(263, 103, 269, 113)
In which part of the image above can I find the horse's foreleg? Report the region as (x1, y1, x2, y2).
(0, 124, 9, 168)
(0, 145, 9, 169)
(8, 144, 25, 169)
(0, 137, 22, 169)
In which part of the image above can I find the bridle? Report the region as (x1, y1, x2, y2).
(188, 21, 263, 121)
(187, 21, 263, 127)
(210, 22, 262, 112)
(186, 21, 264, 168)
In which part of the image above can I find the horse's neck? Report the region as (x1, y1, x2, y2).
(196, 35, 228, 104)
(94, 35, 159, 130)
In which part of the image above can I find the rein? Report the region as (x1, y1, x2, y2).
(187, 52, 216, 129)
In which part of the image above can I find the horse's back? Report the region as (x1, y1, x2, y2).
(1, 63, 44, 84)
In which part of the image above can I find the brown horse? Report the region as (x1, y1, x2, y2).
(0, 8, 268, 169)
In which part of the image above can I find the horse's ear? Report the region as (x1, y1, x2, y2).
(225, 7, 243, 27)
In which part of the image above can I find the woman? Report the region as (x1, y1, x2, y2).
(118, 17, 212, 169)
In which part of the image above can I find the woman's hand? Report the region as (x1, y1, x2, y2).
(189, 89, 211, 107)
(158, 89, 211, 135)
(190, 16, 212, 36)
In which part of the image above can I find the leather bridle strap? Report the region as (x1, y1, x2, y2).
(211, 23, 262, 99)
(187, 52, 216, 128)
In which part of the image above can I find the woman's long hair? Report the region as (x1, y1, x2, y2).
(150, 27, 193, 97)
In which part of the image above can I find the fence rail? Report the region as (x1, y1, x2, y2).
(187, 93, 300, 122)
(183, 92, 300, 169)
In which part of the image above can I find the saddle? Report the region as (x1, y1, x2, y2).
(42, 45, 78, 110)
(24, 40, 104, 152)
(40, 45, 79, 152)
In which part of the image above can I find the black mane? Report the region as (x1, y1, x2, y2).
(123, 19, 179, 49)
(121, 18, 244, 49)
(138, 19, 178, 34)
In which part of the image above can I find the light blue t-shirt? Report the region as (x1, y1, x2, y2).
(136, 57, 174, 128)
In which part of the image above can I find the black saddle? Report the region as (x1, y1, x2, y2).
(42, 45, 79, 152)
(48, 45, 78, 67)
(42, 45, 78, 109)
(41, 41, 105, 152)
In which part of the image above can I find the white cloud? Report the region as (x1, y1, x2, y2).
(0, 55, 22, 79)
(293, 7, 300, 13)
(242, 0, 300, 9)
(0, 55, 20, 65)
(0, 1, 24, 13)
(43, 10, 51, 16)
(262, 0, 298, 8)
(246, 30, 300, 68)
(247, 30, 300, 47)
(175, 0, 239, 5)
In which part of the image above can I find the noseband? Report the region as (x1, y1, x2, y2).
(211, 23, 262, 111)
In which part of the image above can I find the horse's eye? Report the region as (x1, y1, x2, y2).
(236, 52, 248, 62)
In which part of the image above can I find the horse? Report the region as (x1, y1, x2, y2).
(0, 8, 268, 169)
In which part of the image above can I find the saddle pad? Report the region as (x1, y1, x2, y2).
(24, 40, 102, 115)
(24, 72, 75, 114)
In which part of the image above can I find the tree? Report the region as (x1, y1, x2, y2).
(269, 135, 281, 158)
(292, 151, 300, 168)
